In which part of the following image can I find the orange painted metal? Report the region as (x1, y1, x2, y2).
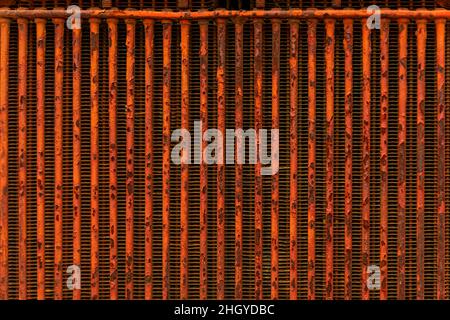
(271, 17, 280, 301)
(436, 18, 446, 301)
(216, 18, 226, 300)
(325, 18, 335, 300)
(0, 17, 9, 301)
(53, 16, 64, 300)
(234, 18, 243, 301)
(35, 18, 46, 300)
(125, 18, 135, 300)
(180, 19, 190, 300)
(289, 19, 299, 301)
(107, 17, 118, 300)
(72, 26, 82, 301)
(416, 19, 426, 301)
(199, 18, 208, 300)
(143, 18, 154, 300)
(380, 18, 390, 301)
(4, 8, 450, 20)
(254, 17, 263, 300)
(90, 17, 100, 300)
(307, 19, 317, 301)
(17, 16, 28, 300)
(397, 18, 408, 300)
(361, 19, 371, 301)
(162, 20, 171, 300)
(343, 18, 353, 301)
(0, 4, 448, 302)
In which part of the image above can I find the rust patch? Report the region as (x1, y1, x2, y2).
(107, 18, 118, 300)
(289, 19, 299, 301)
(143, 18, 154, 300)
(379, 18, 390, 301)
(35, 18, 46, 300)
(53, 17, 64, 300)
(234, 18, 243, 300)
(361, 20, 371, 300)
(343, 18, 353, 301)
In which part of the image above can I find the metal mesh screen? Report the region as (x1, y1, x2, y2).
(0, 2, 449, 300)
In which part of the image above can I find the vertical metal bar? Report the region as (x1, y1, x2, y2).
(398, 18, 408, 300)
(216, 18, 226, 300)
(125, 18, 135, 300)
(143, 18, 154, 301)
(162, 20, 172, 300)
(325, 18, 335, 301)
(199, 19, 208, 300)
(271, 17, 280, 301)
(234, 18, 243, 300)
(436, 18, 446, 301)
(254, 17, 263, 300)
(89, 17, 100, 300)
(17, 17, 28, 300)
(72, 25, 82, 301)
(180, 19, 190, 300)
(307, 19, 317, 301)
(107, 17, 118, 300)
(361, 19, 371, 300)
(416, 19, 426, 301)
(36, 18, 46, 300)
(289, 19, 299, 301)
(343, 18, 353, 301)
(380, 18, 390, 301)
(53, 16, 64, 300)
(0, 17, 9, 301)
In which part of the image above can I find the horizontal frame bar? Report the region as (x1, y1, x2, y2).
(1, 9, 450, 20)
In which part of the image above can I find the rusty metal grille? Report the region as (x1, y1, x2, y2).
(0, 2, 450, 300)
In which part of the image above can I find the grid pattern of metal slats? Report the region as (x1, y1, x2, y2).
(0, 5, 450, 300)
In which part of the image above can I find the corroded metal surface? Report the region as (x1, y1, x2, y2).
(380, 18, 390, 301)
(397, 18, 408, 300)
(361, 20, 370, 301)
(17, 16, 28, 300)
(35, 18, 46, 300)
(307, 18, 317, 301)
(0, 6, 447, 301)
(0, 17, 9, 301)
(180, 19, 190, 300)
(72, 26, 82, 301)
(343, 18, 353, 301)
(143, 18, 154, 301)
(271, 17, 280, 301)
(3, 8, 450, 20)
(234, 18, 243, 300)
(436, 18, 446, 301)
(216, 18, 226, 300)
(107, 18, 118, 300)
(125, 19, 135, 300)
(53, 16, 64, 300)
(325, 18, 335, 301)
(90, 17, 100, 300)
(254, 17, 263, 300)
(199, 19, 208, 300)
(289, 19, 298, 301)
(162, 20, 171, 300)
(416, 19, 426, 301)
